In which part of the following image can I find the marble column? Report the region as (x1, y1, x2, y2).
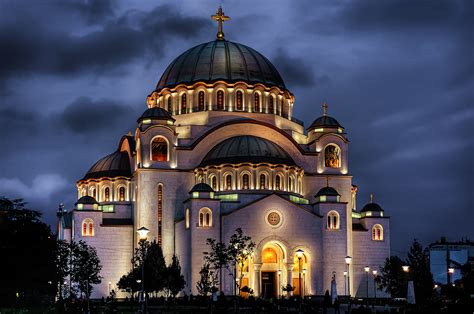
(253, 263, 262, 297)
(286, 263, 294, 297)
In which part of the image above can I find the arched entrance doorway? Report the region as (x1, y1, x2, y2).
(260, 243, 285, 299)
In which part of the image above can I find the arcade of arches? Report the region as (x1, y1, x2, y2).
(238, 241, 310, 298)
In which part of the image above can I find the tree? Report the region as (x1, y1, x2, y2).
(203, 228, 255, 294)
(0, 197, 57, 306)
(70, 240, 102, 301)
(376, 256, 406, 297)
(196, 263, 218, 296)
(118, 240, 167, 296)
(406, 239, 434, 303)
(164, 255, 186, 297)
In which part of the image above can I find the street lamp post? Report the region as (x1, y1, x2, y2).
(448, 268, 454, 286)
(372, 270, 378, 311)
(296, 249, 304, 298)
(137, 226, 149, 314)
(277, 269, 282, 299)
(364, 266, 370, 307)
(343, 271, 347, 296)
(345, 256, 352, 296)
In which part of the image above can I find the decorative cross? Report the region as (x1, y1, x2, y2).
(370, 193, 374, 203)
(322, 101, 328, 116)
(211, 6, 230, 40)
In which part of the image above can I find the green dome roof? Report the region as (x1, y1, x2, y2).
(200, 136, 295, 167)
(83, 151, 131, 180)
(155, 40, 286, 92)
(308, 115, 343, 130)
(137, 107, 175, 123)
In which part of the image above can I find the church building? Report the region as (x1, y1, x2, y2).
(57, 8, 390, 299)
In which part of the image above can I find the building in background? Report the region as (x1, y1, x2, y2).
(57, 8, 391, 299)
(429, 237, 474, 284)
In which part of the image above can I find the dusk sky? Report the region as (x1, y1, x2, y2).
(0, 0, 472, 256)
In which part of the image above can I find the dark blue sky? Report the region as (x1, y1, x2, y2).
(0, 0, 472, 256)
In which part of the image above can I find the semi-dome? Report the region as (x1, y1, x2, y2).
(137, 107, 175, 123)
(360, 202, 384, 213)
(83, 151, 131, 180)
(315, 186, 340, 197)
(155, 40, 286, 92)
(200, 135, 295, 167)
(308, 115, 342, 130)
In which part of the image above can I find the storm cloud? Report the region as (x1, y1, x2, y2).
(0, 0, 472, 255)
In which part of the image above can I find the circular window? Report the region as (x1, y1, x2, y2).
(267, 212, 281, 226)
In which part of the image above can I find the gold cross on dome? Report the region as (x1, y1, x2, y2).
(322, 101, 328, 116)
(211, 6, 230, 40)
(370, 193, 374, 203)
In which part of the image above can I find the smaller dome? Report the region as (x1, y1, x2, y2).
(83, 151, 131, 180)
(308, 115, 342, 130)
(360, 202, 384, 212)
(190, 183, 214, 193)
(75, 195, 99, 206)
(315, 186, 340, 197)
(137, 107, 175, 123)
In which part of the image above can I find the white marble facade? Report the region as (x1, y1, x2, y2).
(57, 24, 391, 299)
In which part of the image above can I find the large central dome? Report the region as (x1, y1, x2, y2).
(155, 40, 286, 92)
(200, 135, 295, 167)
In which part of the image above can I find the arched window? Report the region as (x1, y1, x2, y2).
(167, 97, 172, 113)
(275, 175, 282, 190)
(217, 90, 224, 110)
(82, 218, 94, 236)
(242, 174, 250, 189)
(104, 187, 110, 202)
(262, 247, 278, 263)
(181, 93, 187, 113)
(236, 91, 243, 110)
(185, 208, 190, 229)
(327, 211, 340, 230)
(151, 137, 168, 161)
(268, 96, 274, 113)
(289, 176, 295, 192)
(225, 174, 232, 190)
(254, 93, 260, 112)
(372, 224, 384, 241)
(259, 174, 267, 189)
(198, 208, 212, 227)
(198, 91, 205, 111)
(210, 176, 217, 191)
(119, 187, 126, 201)
(157, 185, 163, 246)
(325, 144, 341, 168)
(91, 187, 96, 199)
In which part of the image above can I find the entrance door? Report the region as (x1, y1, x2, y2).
(261, 272, 276, 299)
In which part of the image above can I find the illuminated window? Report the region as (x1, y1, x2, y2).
(372, 224, 383, 241)
(327, 211, 340, 230)
(275, 175, 282, 190)
(151, 137, 168, 161)
(225, 174, 232, 190)
(198, 207, 212, 227)
(167, 97, 172, 113)
(185, 208, 190, 229)
(181, 93, 187, 113)
(104, 187, 110, 202)
(91, 187, 96, 199)
(210, 176, 217, 190)
(119, 187, 126, 201)
(325, 144, 341, 168)
(236, 91, 243, 110)
(242, 174, 250, 190)
(82, 218, 94, 237)
(268, 96, 274, 113)
(262, 247, 277, 263)
(198, 91, 205, 111)
(217, 90, 224, 110)
(158, 185, 163, 246)
(259, 173, 267, 189)
(289, 176, 295, 192)
(254, 93, 260, 112)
